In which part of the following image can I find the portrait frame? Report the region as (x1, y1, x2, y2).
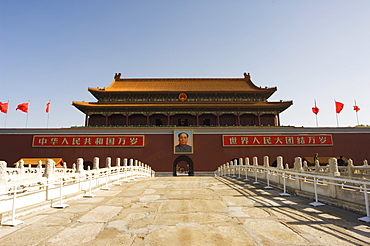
(173, 130, 193, 154)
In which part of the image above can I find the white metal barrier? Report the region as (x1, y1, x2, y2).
(215, 156, 370, 223)
(0, 157, 155, 226)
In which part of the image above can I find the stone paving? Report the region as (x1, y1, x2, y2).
(0, 176, 370, 245)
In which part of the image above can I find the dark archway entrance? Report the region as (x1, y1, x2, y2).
(83, 161, 93, 170)
(173, 155, 194, 176)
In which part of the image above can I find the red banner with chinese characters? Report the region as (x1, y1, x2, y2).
(32, 135, 144, 147)
(223, 135, 333, 147)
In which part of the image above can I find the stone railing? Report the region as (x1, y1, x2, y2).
(300, 159, 370, 179)
(2, 157, 154, 183)
(215, 156, 370, 223)
(0, 157, 155, 226)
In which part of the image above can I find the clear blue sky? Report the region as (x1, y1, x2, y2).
(1, 0, 369, 128)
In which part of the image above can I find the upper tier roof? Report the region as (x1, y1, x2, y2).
(88, 73, 277, 94)
(72, 101, 293, 114)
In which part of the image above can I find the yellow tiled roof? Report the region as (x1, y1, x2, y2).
(72, 101, 292, 109)
(89, 77, 276, 93)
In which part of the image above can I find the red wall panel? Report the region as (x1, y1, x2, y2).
(1, 129, 369, 172)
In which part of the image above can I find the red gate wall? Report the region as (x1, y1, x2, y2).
(1, 127, 369, 172)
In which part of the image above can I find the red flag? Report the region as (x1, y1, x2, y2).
(0, 102, 9, 114)
(16, 102, 29, 113)
(335, 101, 344, 114)
(46, 102, 51, 113)
(312, 106, 319, 115)
(353, 105, 360, 112)
(312, 100, 319, 115)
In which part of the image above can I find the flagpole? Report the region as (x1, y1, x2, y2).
(335, 100, 339, 127)
(4, 100, 9, 128)
(25, 100, 30, 128)
(354, 100, 360, 125)
(46, 100, 51, 128)
(47, 111, 50, 128)
(314, 99, 318, 127)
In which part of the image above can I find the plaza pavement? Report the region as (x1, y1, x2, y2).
(0, 176, 369, 245)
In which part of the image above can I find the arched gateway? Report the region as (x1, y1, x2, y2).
(173, 155, 194, 176)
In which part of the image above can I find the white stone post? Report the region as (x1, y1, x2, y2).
(93, 157, 100, 170)
(329, 158, 340, 177)
(134, 160, 138, 177)
(347, 159, 354, 177)
(114, 159, 121, 185)
(0, 161, 7, 193)
(263, 156, 272, 189)
(253, 156, 259, 184)
(328, 158, 339, 198)
(303, 161, 308, 171)
(139, 162, 144, 176)
(136, 161, 141, 177)
(43, 159, 55, 178)
(230, 161, 233, 176)
(52, 160, 56, 173)
(76, 158, 84, 173)
(19, 159, 25, 179)
(253, 156, 258, 166)
(122, 158, 128, 180)
(238, 158, 243, 179)
(38, 160, 43, 178)
(63, 162, 67, 175)
(292, 157, 302, 190)
(294, 157, 303, 172)
(231, 160, 236, 177)
(277, 156, 284, 169)
(134, 159, 138, 176)
(244, 157, 250, 181)
(116, 157, 121, 177)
